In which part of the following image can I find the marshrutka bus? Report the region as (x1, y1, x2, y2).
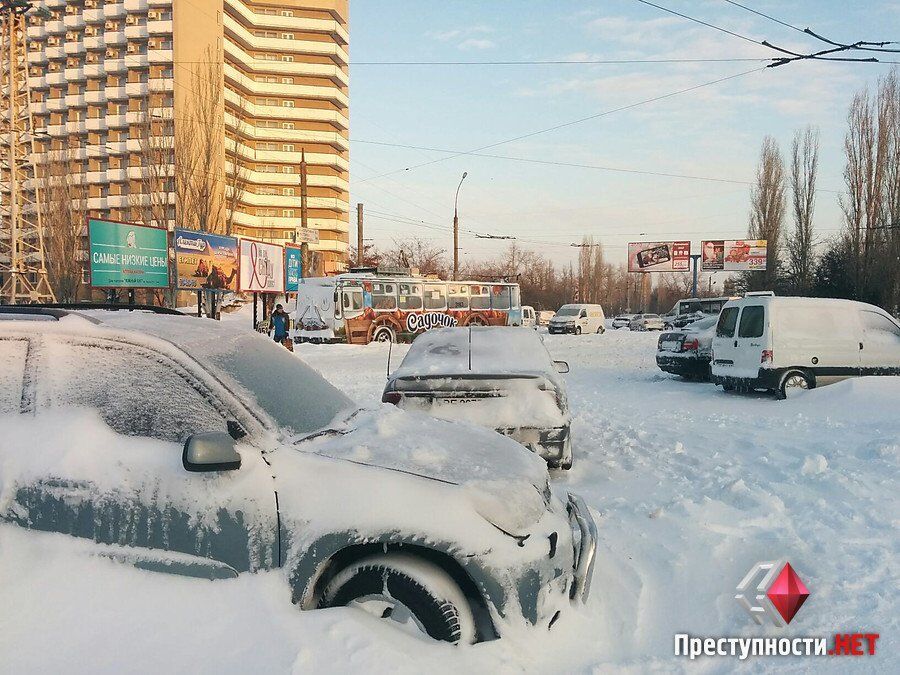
(291, 273, 523, 344)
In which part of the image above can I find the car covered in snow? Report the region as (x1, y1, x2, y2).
(655, 315, 717, 379)
(382, 327, 574, 469)
(629, 313, 664, 331)
(0, 306, 597, 644)
(611, 313, 636, 329)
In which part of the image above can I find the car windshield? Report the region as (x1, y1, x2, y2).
(556, 306, 580, 317)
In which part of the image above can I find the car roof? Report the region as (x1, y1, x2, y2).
(391, 326, 557, 379)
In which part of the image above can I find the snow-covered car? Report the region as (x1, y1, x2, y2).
(521, 305, 537, 329)
(611, 314, 636, 329)
(0, 306, 597, 644)
(629, 314, 664, 331)
(670, 311, 709, 329)
(382, 327, 574, 469)
(656, 315, 717, 379)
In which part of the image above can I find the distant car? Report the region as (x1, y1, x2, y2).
(548, 304, 605, 335)
(521, 305, 537, 329)
(611, 314, 636, 329)
(671, 311, 709, 329)
(711, 293, 900, 398)
(0, 306, 597, 644)
(383, 326, 574, 469)
(656, 315, 718, 379)
(660, 312, 677, 329)
(629, 314, 664, 331)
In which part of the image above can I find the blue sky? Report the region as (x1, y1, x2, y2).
(348, 1, 900, 270)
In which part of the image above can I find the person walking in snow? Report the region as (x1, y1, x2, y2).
(271, 304, 292, 350)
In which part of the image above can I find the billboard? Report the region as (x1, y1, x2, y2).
(284, 245, 303, 293)
(239, 238, 285, 293)
(174, 229, 239, 292)
(88, 218, 169, 288)
(701, 240, 767, 271)
(627, 241, 691, 272)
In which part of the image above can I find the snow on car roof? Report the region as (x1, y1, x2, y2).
(392, 326, 556, 378)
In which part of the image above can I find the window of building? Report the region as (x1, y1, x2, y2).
(282, 100, 294, 108)
(283, 144, 293, 152)
(281, 77, 293, 84)
(282, 187, 294, 196)
(282, 166, 293, 174)
(282, 209, 293, 218)
(281, 55, 294, 62)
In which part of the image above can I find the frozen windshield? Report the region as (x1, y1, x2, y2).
(556, 306, 580, 317)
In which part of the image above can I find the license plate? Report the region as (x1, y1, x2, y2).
(436, 397, 478, 405)
(661, 341, 680, 351)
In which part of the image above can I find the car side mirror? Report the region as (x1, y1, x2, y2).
(183, 432, 241, 472)
(554, 360, 570, 374)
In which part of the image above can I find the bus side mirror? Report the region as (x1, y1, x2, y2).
(554, 360, 570, 374)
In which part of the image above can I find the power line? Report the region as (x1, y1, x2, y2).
(356, 66, 766, 183)
(352, 57, 770, 66)
(633, 0, 765, 47)
(721, 0, 807, 35)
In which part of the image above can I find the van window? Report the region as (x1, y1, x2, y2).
(470, 285, 490, 310)
(491, 286, 511, 310)
(579, 309, 587, 319)
(717, 307, 739, 337)
(861, 311, 900, 338)
(372, 282, 397, 311)
(398, 283, 422, 310)
(424, 284, 446, 311)
(738, 306, 765, 338)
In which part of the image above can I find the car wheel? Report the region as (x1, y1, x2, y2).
(777, 370, 812, 400)
(372, 325, 396, 343)
(574, 326, 582, 335)
(596, 325, 604, 334)
(321, 554, 476, 644)
(722, 382, 735, 392)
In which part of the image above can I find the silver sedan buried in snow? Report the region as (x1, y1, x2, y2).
(382, 327, 574, 469)
(0, 306, 596, 645)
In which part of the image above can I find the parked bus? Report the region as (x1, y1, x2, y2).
(670, 296, 735, 317)
(292, 273, 523, 344)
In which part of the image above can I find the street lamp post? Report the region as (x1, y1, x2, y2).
(453, 171, 467, 280)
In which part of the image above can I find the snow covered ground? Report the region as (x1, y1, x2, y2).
(2, 326, 897, 673)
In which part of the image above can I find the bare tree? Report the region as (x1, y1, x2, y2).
(748, 135, 786, 290)
(224, 95, 250, 236)
(786, 125, 819, 294)
(380, 237, 448, 277)
(40, 149, 86, 302)
(130, 90, 175, 230)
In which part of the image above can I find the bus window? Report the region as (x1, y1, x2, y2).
(491, 286, 511, 310)
(470, 285, 490, 310)
(398, 283, 422, 310)
(424, 284, 447, 310)
(510, 285, 521, 309)
(372, 282, 397, 311)
(448, 284, 468, 310)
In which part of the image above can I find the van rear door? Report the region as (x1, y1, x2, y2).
(733, 304, 767, 378)
(712, 304, 740, 371)
(859, 310, 900, 375)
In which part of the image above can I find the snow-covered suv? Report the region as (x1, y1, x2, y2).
(0, 306, 597, 644)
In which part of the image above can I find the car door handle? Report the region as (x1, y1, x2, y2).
(859, 342, 864, 350)
(733, 340, 738, 348)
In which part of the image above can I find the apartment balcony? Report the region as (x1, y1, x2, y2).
(86, 117, 106, 131)
(84, 63, 104, 77)
(104, 59, 128, 73)
(222, 14, 349, 66)
(148, 49, 173, 64)
(124, 0, 150, 10)
(46, 72, 67, 86)
(227, 139, 348, 172)
(107, 168, 128, 182)
(45, 20, 65, 35)
(147, 76, 174, 92)
(125, 81, 148, 96)
(64, 93, 86, 108)
(104, 3, 127, 19)
(104, 32, 125, 46)
(106, 114, 127, 128)
(125, 138, 143, 151)
(45, 46, 65, 60)
(45, 97, 66, 112)
(26, 25, 47, 40)
(148, 0, 173, 6)
(106, 86, 128, 100)
(224, 114, 349, 152)
(65, 67, 86, 82)
(147, 20, 172, 35)
(85, 90, 106, 104)
(64, 41, 86, 56)
(64, 14, 85, 29)
(86, 171, 110, 184)
(65, 121, 88, 134)
(84, 9, 105, 24)
(28, 75, 48, 89)
(106, 194, 129, 208)
(125, 25, 149, 40)
(224, 56, 347, 88)
(84, 36, 104, 49)
(224, 0, 348, 45)
(27, 51, 48, 65)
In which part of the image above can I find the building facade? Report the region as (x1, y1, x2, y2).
(25, 0, 349, 275)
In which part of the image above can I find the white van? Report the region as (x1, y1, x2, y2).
(548, 304, 606, 335)
(711, 292, 900, 398)
(521, 305, 537, 329)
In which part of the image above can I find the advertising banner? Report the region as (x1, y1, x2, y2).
(238, 238, 285, 293)
(174, 229, 239, 291)
(627, 241, 691, 272)
(701, 240, 767, 271)
(88, 218, 169, 288)
(293, 227, 320, 244)
(284, 245, 303, 293)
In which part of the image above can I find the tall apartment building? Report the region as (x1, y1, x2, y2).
(25, 0, 349, 275)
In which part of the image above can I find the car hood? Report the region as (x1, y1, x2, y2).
(289, 406, 552, 533)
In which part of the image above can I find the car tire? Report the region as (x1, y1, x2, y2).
(321, 553, 476, 644)
(777, 369, 812, 400)
(596, 325, 604, 334)
(574, 326, 582, 335)
(722, 382, 735, 392)
(372, 325, 396, 343)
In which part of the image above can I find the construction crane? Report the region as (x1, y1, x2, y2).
(0, 0, 53, 303)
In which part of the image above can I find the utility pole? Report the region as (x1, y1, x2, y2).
(0, 0, 54, 304)
(299, 148, 309, 277)
(690, 254, 701, 298)
(453, 171, 467, 280)
(356, 202, 363, 268)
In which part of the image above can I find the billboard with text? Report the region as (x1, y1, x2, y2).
(701, 240, 767, 271)
(284, 245, 303, 292)
(238, 238, 285, 293)
(174, 229, 239, 291)
(627, 241, 691, 272)
(88, 218, 169, 288)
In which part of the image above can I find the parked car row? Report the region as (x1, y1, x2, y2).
(0, 307, 597, 645)
(655, 292, 900, 399)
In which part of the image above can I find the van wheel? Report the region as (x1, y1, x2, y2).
(596, 325, 604, 334)
(372, 326, 396, 343)
(574, 326, 582, 335)
(320, 554, 476, 644)
(777, 370, 812, 400)
(722, 382, 735, 392)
